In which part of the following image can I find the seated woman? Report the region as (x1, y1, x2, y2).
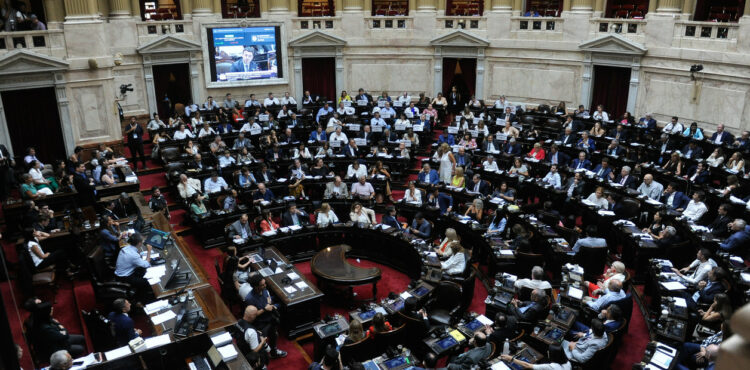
(349, 202, 375, 225)
(343, 319, 368, 346)
(237, 147, 255, 163)
(698, 293, 732, 325)
(487, 208, 508, 235)
(584, 186, 609, 210)
(476, 121, 490, 137)
(30, 301, 86, 359)
(619, 111, 635, 125)
(683, 122, 704, 140)
(24, 228, 71, 274)
(493, 182, 516, 204)
(642, 211, 667, 240)
(310, 158, 332, 177)
(441, 243, 467, 275)
(403, 129, 419, 146)
(316, 203, 339, 227)
(316, 142, 333, 158)
(725, 151, 745, 174)
(589, 121, 606, 137)
(259, 209, 280, 233)
(459, 133, 477, 150)
(20, 174, 53, 199)
(451, 166, 466, 188)
(28, 160, 58, 192)
(508, 158, 529, 181)
(292, 143, 312, 160)
(662, 152, 685, 176)
(584, 261, 626, 297)
(184, 139, 200, 156)
(403, 181, 422, 205)
(465, 199, 486, 223)
(705, 148, 725, 168)
(99, 215, 124, 258)
(370, 161, 393, 202)
(527, 142, 545, 160)
(100, 166, 118, 186)
(435, 228, 460, 257)
(189, 193, 208, 220)
(366, 313, 393, 337)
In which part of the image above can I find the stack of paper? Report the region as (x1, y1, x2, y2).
(144, 300, 170, 315)
(145, 265, 167, 285)
(104, 346, 132, 361)
(151, 310, 176, 325)
(144, 334, 172, 349)
(660, 281, 687, 291)
(217, 344, 238, 361)
(210, 331, 233, 347)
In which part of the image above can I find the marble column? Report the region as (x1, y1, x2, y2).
(656, 0, 681, 14)
(108, 0, 131, 17)
(192, 0, 214, 15)
(512, 0, 522, 15)
(491, 0, 512, 12)
(563, 0, 571, 12)
(417, 0, 437, 11)
(648, 0, 657, 14)
(269, 0, 290, 12)
(144, 64, 158, 118)
(343, 0, 364, 11)
(43, 0, 65, 23)
(64, 0, 100, 21)
(131, 0, 141, 17)
(0, 98, 12, 157)
(571, 0, 593, 12)
(594, 0, 603, 12)
(681, 0, 693, 17)
(214, 0, 222, 13)
(745, 0, 750, 18)
(54, 75, 76, 155)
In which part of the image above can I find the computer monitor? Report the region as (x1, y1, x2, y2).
(145, 228, 170, 250)
(383, 356, 407, 369)
(412, 285, 429, 297)
(319, 322, 341, 336)
(436, 336, 457, 350)
(358, 309, 377, 321)
(463, 319, 483, 332)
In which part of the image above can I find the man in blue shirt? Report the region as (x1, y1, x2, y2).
(719, 220, 750, 253)
(315, 103, 333, 124)
(370, 112, 388, 130)
(572, 225, 607, 254)
(585, 279, 625, 311)
(252, 183, 275, 203)
(245, 274, 287, 358)
(438, 131, 455, 145)
(406, 213, 432, 239)
(417, 164, 439, 184)
(114, 232, 153, 304)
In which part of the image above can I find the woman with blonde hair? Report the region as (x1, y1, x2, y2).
(438, 142, 456, 184)
(441, 242, 467, 275)
(465, 198, 485, 222)
(316, 203, 339, 227)
(435, 228, 460, 257)
(343, 319, 367, 345)
(589, 121, 606, 137)
(451, 166, 465, 188)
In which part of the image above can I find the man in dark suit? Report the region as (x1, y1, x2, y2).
(454, 147, 472, 169)
(591, 158, 613, 180)
(547, 144, 570, 167)
(576, 132, 595, 152)
(613, 166, 637, 189)
(280, 128, 296, 144)
(482, 134, 501, 153)
(228, 214, 253, 240)
(564, 172, 586, 200)
(687, 267, 727, 308)
(604, 140, 625, 157)
(499, 107, 516, 123)
(661, 182, 690, 210)
(124, 116, 147, 170)
(571, 305, 623, 335)
(483, 313, 518, 345)
(343, 139, 360, 159)
(559, 128, 577, 146)
(418, 164, 439, 184)
(187, 153, 207, 171)
(709, 124, 733, 145)
(381, 206, 403, 231)
(398, 297, 430, 332)
(609, 124, 629, 142)
(265, 144, 285, 162)
(638, 113, 657, 131)
(281, 203, 308, 227)
(447, 333, 492, 370)
(685, 163, 710, 185)
(468, 174, 490, 196)
(72, 163, 96, 206)
(509, 289, 548, 322)
(108, 299, 141, 347)
(359, 125, 373, 144)
(0, 143, 14, 201)
(562, 115, 584, 133)
(406, 213, 432, 239)
(707, 204, 732, 237)
(503, 138, 521, 156)
(230, 47, 258, 72)
(570, 152, 591, 170)
(681, 141, 703, 160)
(102, 201, 120, 222)
(355, 88, 372, 104)
(427, 187, 453, 215)
(256, 164, 276, 183)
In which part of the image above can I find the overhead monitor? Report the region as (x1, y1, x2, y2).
(204, 25, 285, 87)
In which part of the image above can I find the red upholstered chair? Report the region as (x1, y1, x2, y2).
(630, 10, 643, 18)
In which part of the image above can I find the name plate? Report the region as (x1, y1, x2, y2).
(395, 123, 406, 131)
(378, 101, 386, 108)
(381, 112, 392, 119)
(372, 125, 383, 132)
(343, 100, 352, 107)
(413, 124, 424, 132)
(354, 138, 367, 146)
(330, 140, 342, 148)
(402, 140, 412, 147)
(249, 127, 262, 135)
(447, 127, 459, 134)
(404, 111, 414, 118)
(357, 100, 368, 106)
(496, 133, 508, 141)
(393, 101, 403, 107)
(347, 123, 361, 131)
(259, 114, 269, 122)
(469, 130, 479, 138)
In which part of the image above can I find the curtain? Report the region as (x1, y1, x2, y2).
(1, 87, 65, 163)
(302, 58, 335, 102)
(591, 65, 631, 120)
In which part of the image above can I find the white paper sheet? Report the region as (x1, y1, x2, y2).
(210, 332, 233, 347)
(144, 299, 170, 315)
(144, 334, 172, 349)
(660, 281, 687, 291)
(151, 310, 176, 325)
(104, 346, 132, 361)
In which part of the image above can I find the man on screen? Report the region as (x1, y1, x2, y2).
(231, 47, 259, 73)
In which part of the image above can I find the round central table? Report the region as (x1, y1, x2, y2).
(311, 244, 382, 303)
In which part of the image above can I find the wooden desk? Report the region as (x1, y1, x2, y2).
(150, 286, 236, 338)
(311, 244, 382, 300)
(99, 192, 154, 221)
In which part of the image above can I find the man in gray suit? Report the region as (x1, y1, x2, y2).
(563, 319, 608, 364)
(228, 214, 253, 241)
(447, 332, 491, 369)
(324, 176, 349, 198)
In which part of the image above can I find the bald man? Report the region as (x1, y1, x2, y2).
(584, 279, 625, 311)
(447, 332, 492, 369)
(237, 305, 270, 355)
(637, 174, 663, 200)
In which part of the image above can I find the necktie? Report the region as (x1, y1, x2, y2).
(620, 176, 626, 185)
(244, 64, 250, 72)
(577, 162, 582, 169)
(598, 169, 604, 177)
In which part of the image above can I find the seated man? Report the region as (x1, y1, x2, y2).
(671, 248, 717, 285)
(114, 233, 154, 305)
(514, 266, 552, 291)
(399, 296, 430, 332)
(481, 313, 518, 345)
(108, 298, 141, 347)
(324, 176, 349, 198)
(509, 289, 548, 322)
(177, 174, 202, 199)
(583, 279, 625, 311)
(563, 319, 608, 364)
(541, 164, 562, 189)
(572, 225, 607, 254)
(252, 183, 275, 203)
(406, 213, 431, 239)
(612, 166, 637, 189)
(571, 304, 623, 336)
(204, 172, 228, 194)
(660, 182, 690, 210)
(446, 333, 491, 370)
(228, 213, 254, 241)
(417, 163, 439, 184)
(281, 203, 308, 227)
(570, 151, 591, 170)
(637, 174, 663, 200)
(719, 219, 750, 253)
(468, 174, 490, 195)
(678, 322, 726, 370)
(689, 266, 727, 307)
(591, 158, 612, 180)
(426, 186, 453, 214)
(148, 186, 169, 219)
(381, 206, 403, 231)
(350, 176, 375, 200)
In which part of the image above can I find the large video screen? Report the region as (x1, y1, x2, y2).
(207, 26, 283, 82)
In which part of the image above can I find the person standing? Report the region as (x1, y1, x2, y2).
(124, 117, 147, 170)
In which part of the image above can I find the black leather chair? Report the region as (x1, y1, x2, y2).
(425, 281, 463, 326)
(665, 240, 695, 270)
(374, 324, 406, 354)
(86, 247, 133, 303)
(160, 146, 180, 163)
(604, 293, 633, 332)
(619, 198, 641, 220)
(340, 336, 376, 364)
(82, 309, 117, 352)
(17, 247, 57, 301)
(608, 320, 628, 361)
(577, 246, 608, 282)
(515, 251, 545, 278)
(395, 311, 429, 355)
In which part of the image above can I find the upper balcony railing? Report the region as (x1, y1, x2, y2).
(136, 20, 195, 46)
(0, 29, 66, 58)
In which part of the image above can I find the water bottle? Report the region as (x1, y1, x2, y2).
(502, 338, 510, 355)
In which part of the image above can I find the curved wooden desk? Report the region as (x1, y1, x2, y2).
(311, 244, 382, 301)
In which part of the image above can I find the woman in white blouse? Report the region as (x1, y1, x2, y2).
(461, 106, 474, 121)
(100, 166, 117, 185)
(173, 124, 194, 140)
(585, 186, 609, 210)
(706, 148, 725, 168)
(682, 191, 708, 222)
(397, 142, 410, 159)
(197, 123, 215, 138)
(476, 121, 489, 137)
(349, 202, 375, 225)
(191, 111, 204, 127)
(316, 203, 339, 227)
(292, 143, 312, 160)
(28, 160, 58, 192)
(403, 129, 419, 146)
(315, 142, 333, 158)
(441, 243, 467, 275)
(403, 181, 422, 205)
(725, 151, 745, 173)
(346, 161, 368, 179)
(592, 104, 609, 121)
(395, 113, 411, 128)
(501, 121, 520, 139)
(276, 105, 290, 119)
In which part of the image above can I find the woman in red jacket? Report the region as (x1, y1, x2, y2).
(527, 142, 546, 160)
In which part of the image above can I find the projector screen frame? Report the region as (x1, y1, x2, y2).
(201, 20, 289, 89)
